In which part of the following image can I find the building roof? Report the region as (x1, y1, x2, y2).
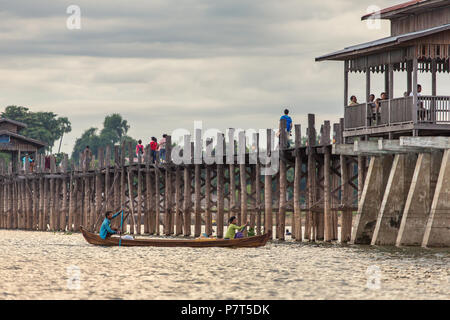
(0, 130, 46, 148)
(315, 23, 450, 61)
(362, 0, 448, 20)
(0, 118, 27, 129)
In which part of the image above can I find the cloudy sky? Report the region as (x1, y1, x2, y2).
(0, 0, 448, 153)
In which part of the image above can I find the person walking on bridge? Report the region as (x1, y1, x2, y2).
(280, 108, 293, 148)
(158, 134, 167, 163)
(280, 109, 292, 136)
(150, 137, 158, 163)
(136, 139, 144, 157)
(82, 145, 93, 170)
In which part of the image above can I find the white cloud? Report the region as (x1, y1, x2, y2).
(0, 0, 447, 154)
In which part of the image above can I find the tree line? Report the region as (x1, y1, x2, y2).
(0, 105, 137, 165)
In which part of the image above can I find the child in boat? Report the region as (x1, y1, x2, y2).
(224, 216, 249, 239)
(100, 211, 122, 239)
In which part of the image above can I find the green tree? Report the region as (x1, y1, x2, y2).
(71, 114, 137, 163)
(120, 135, 138, 146)
(1, 105, 72, 153)
(72, 128, 101, 162)
(0, 152, 11, 164)
(56, 117, 72, 153)
(102, 113, 130, 143)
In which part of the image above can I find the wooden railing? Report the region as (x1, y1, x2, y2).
(418, 96, 450, 124)
(378, 97, 413, 126)
(344, 103, 367, 130)
(344, 96, 450, 130)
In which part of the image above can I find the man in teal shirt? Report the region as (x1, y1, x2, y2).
(100, 211, 122, 239)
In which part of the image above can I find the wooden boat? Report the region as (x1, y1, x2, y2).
(80, 226, 271, 248)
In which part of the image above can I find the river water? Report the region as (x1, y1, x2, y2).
(0, 229, 448, 300)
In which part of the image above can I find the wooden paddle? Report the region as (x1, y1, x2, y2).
(119, 209, 124, 247)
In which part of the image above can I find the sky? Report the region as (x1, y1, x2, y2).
(0, 0, 448, 154)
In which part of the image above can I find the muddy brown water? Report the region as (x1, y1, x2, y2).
(0, 229, 448, 299)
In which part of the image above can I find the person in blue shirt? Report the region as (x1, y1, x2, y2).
(280, 109, 292, 135)
(100, 211, 122, 239)
(21, 155, 32, 172)
(22, 155, 33, 167)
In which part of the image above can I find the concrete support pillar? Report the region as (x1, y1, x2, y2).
(422, 149, 450, 248)
(371, 153, 417, 245)
(351, 155, 393, 244)
(396, 152, 443, 246)
(357, 155, 367, 202)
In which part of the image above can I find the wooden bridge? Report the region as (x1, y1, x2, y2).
(1, 115, 448, 247)
(0, 115, 359, 243)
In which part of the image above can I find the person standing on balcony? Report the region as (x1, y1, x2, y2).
(348, 96, 358, 106)
(368, 94, 376, 124)
(375, 92, 387, 112)
(409, 84, 422, 97)
(410, 84, 426, 120)
(373, 92, 388, 124)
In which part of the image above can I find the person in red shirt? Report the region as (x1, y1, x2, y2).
(136, 139, 144, 157)
(150, 137, 158, 163)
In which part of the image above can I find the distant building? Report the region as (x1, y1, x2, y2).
(0, 118, 46, 171)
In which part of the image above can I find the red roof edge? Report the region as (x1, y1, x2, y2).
(362, 0, 425, 20)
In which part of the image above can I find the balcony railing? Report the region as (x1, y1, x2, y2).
(344, 95, 450, 131)
(378, 97, 413, 126)
(344, 103, 366, 130)
(419, 96, 450, 123)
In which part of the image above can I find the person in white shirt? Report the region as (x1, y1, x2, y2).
(158, 134, 167, 162)
(409, 84, 422, 97)
(410, 84, 426, 120)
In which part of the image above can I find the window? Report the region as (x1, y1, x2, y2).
(0, 134, 11, 143)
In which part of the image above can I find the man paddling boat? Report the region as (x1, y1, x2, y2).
(100, 211, 122, 239)
(224, 216, 249, 240)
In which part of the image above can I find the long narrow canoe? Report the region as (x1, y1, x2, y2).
(80, 227, 271, 248)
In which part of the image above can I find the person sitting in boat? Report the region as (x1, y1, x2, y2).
(100, 211, 122, 239)
(224, 216, 249, 240)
